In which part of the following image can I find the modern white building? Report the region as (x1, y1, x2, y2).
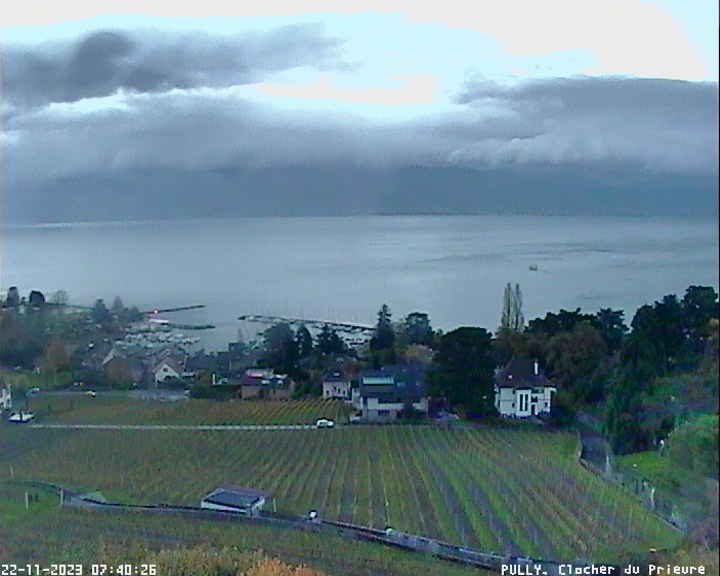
(494, 358, 556, 418)
(353, 365, 429, 422)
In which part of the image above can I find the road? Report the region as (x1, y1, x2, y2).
(27, 423, 320, 431)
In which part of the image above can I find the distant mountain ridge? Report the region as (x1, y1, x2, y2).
(6, 164, 718, 223)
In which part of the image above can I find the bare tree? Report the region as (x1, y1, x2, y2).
(500, 282, 524, 333)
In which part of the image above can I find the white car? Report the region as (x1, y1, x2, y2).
(9, 411, 35, 423)
(315, 418, 335, 429)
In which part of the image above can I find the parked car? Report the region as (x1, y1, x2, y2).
(9, 411, 35, 423)
(315, 418, 335, 429)
(26, 387, 41, 397)
(85, 390, 97, 397)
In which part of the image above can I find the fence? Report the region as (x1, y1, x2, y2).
(3, 480, 620, 574)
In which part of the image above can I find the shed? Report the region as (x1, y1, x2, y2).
(200, 486, 270, 516)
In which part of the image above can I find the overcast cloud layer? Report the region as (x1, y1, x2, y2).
(2, 26, 718, 222)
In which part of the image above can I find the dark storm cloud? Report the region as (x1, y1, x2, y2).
(4, 91, 450, 186)
(4, 76, 718, 192)
(2, 24, 346, 109)
(451, 76, 718, 174)
(2, 27, 717, 224)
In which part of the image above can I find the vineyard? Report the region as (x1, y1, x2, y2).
(0, 423, 679, 562)
(0, 484, 483, 576)
(26, 396, 353, 425)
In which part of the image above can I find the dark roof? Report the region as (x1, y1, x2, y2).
(185, 353, 216, 372)
(322, 371, 348, 383)
(358, 364, 427, 399)
(202, 486, 271, 509)
(216, 351, 230, 371)
(241, 374, 291, 388)
(495, 358, 554, 389)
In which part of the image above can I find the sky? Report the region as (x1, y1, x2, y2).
(1, 1, 718, 222)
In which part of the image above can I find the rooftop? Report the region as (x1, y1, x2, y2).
(202, 485, 271, 509)
(495, 358, 554, 389)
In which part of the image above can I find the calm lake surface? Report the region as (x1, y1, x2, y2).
(2, 215, 718, 350)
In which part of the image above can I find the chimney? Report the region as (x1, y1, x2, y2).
(533, 359, 539, 376)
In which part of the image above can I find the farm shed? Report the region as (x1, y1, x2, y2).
(200, 486, 270, 516)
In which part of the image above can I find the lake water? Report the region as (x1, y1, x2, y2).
(1, 215, 718, 351)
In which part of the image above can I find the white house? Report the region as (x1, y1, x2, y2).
(153, 356, 184, 384)
(322, 372, 352, 401)
(353, 365, 429, 422)
(0, 385, 12, 411)
(200, 486, 270, 516)
(494, 358, 556, 418)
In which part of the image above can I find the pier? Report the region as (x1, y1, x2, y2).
(238, 314, 374, 334)
(143, 304, 205, 314)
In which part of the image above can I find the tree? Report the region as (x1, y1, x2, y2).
(49, 290, 69, 306)
(111, 296, 125, 316)
(493, 329, 537, 367)
(0, 310, 46, 367)
(667, 414, 719, 480)
(43, 339, 70, 373)
(430, 327, 495, 416)
(317, 324, 345, 356)
(403, 312, 434, 346)
(295, 325, 313, 359)
(631, 295, 686, 373)
(263, 323, 298, 374)
(499, 282, 524, 333)
(545, 323, 608, 404)
(527, 308, 596, 339)
(125, 306, 142, 323)
(594, 308, 627, 355)
(370, 304, 395, 351)
(681, 286, 719, 362)
(28, 290, 46, 308)
(603, 372, 653, 453)
(618, 331, 664, 385)
(5, 286, 20, 308)
(91, 299, 112, 326)
(403, 343, 435, 365)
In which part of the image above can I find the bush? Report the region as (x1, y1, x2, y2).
(189, 384, 234, 400)
(667, 414, 719, 479)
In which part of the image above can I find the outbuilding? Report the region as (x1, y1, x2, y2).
(200, 486, 270, 516)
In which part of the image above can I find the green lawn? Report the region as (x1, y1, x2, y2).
(614, 451, 681, 492)
(0, 368, 76, 394)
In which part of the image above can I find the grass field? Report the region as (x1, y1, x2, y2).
(0, 368, 76, 393)
(0, 411, 680, 563)
(24, 395, 354, 425)
(0, 483, 486, 575)
(614, 451, 681, 493)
